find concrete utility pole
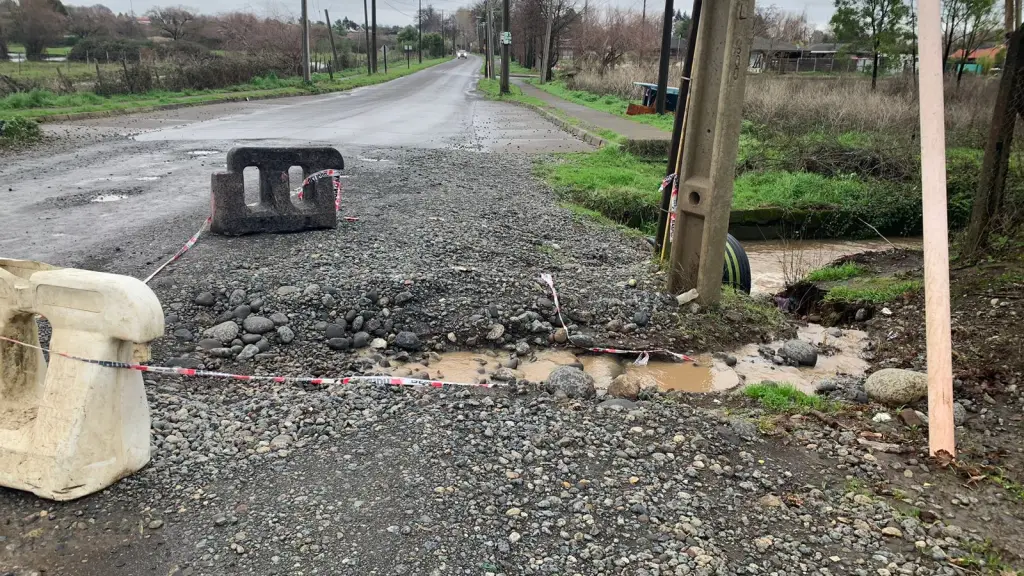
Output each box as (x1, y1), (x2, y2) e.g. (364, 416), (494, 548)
(666, 0), (754, 303)
(300, 0), (311, 82)
(654, 0), (674, 113)
(325, 9), (340, 74)
(371, 0), (378, 72)
(500, 0), (510, 93)
(484, 7), (493, 78)
(540, 0), (553, 83)
(917, 0), (956, 457)
(418, 0), (423, 63)
(363, 0), (372, 74)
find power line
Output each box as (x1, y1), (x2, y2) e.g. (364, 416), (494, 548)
(380, 0), (416, 18)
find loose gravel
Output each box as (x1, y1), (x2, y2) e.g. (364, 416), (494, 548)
(0, 148), (987, 575)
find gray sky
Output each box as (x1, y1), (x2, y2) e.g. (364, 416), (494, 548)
(65, 0), (834, 33)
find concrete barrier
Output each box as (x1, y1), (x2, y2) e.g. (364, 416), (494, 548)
(210, 147), (345, 236)
(0, 259), (163, 501)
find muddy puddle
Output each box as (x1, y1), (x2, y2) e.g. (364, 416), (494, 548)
(743, 237), (922, 294)
(376, 325), (869, 394)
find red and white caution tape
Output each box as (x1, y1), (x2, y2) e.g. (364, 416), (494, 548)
(539, 273), (695, 363)
(0, 335), (499, 389)
(143, 217), (211, 284)
(296, 169), (358, 220)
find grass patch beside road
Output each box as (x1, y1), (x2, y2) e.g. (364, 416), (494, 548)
(536, 147), (663, 231)
(0, 58), (450, 120)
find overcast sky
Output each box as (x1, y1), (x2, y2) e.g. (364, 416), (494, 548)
(65, 0), (835, 32)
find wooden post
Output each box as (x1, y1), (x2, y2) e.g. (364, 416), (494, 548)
(917, 0), (956, 457)
(325, 9), (340, 76)
(666, 0), (755, 303)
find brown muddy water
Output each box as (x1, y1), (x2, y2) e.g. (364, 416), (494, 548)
(381, 325), (869, 393)
(379, 238), (902, 393)
(744, 237), (921, 294)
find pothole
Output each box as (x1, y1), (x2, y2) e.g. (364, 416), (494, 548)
(91, 194), (127, 203)
(371, 323), (871, 394)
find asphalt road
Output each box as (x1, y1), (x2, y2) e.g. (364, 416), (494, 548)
(0, 56), (590, 268)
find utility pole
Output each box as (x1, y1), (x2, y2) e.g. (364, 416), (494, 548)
(418, 0), (423, 63)
(641, 0), (647, 62)
(540, 0), (553, 83)
(442, 10), (445, 56)
(666, 0), (754, 302)
(325, 9), (340, 74)
(484, 9), (492, 78)
(656, 0), (702, 257)
(371, 0), (378, 72)
(300, 0), (311, 82)
(655, 0), (674, 113)
(488, 0), (496, 79)
(500, 0), (510, 93)
(363, 0), (372, 74)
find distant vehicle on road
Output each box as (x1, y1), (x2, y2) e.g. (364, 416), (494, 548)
(457, 50), (467, 59)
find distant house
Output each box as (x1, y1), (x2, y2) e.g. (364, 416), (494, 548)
(950, 43), (1004, 73)
(748, 37), (802, 72)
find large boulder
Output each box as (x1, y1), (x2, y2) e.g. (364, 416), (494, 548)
(607, 372), (658, 401)
(546, 366), (596, 399)
(864, 368), (927, 405)
(780, 339), (818, 367)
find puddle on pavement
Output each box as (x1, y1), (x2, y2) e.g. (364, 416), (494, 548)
(188, 150), (219, 156)
(375, 323), (869, 394)
(135, 176), (160, 181)
(744, 237), (922, 295)
(91, 194), (127, 202)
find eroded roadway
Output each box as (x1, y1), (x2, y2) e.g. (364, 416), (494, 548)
(0, 56), (590, 267)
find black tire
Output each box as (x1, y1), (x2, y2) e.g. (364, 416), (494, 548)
(722, 233), (752, 294)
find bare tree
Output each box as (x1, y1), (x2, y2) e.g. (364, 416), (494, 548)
(12, 0), (67, 60)
(955, 0), (999, 84)
(67, 4), (115, 38)
(148, 6), (197, 41)
(0, 0), (12, 60)
(574, 8), (642, 74)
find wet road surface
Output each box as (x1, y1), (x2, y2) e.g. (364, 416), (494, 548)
(0, 56), (590, 266)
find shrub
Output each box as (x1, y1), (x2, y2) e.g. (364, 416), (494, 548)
(69, 38), (151, 62)
(0, 117), (43, 144)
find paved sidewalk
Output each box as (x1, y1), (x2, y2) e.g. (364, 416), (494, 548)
(513, 78), (671, 142)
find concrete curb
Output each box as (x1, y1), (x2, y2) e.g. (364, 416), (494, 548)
(504, 99), (614, 149)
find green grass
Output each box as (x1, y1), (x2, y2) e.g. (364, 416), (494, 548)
(5, 44), (71, 56)
(509, 60), (534, 75)
(0, 60), (122, 82)
(824, 276), (923, 303)
(805, 262), (869, 282)
(743, 382), (831, 412)
(527, 80), (674, 132)
(535, 146), (664, 231)
(0, 58), (450, 120)
(0, 116), (43, 148)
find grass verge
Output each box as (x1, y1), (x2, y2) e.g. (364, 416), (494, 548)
(743, 382), (833, 412)
(0, 58), (450, 120)
(534, 146), (663, 231)
(805, 262), (869, 282)
(823, 276), (922, 304)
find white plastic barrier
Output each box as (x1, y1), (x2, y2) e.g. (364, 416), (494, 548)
(0, 259), (163, 501)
